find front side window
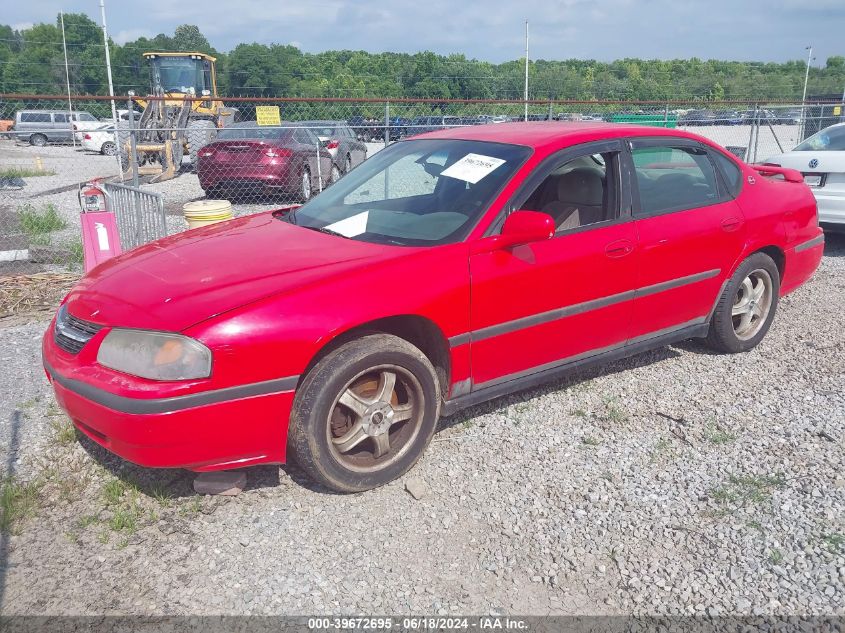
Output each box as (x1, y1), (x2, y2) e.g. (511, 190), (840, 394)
(282, 139), (531, 246)
(632, 144), (720, 216)
(794, 125), (845, 152)
(520, 152), (619, 233)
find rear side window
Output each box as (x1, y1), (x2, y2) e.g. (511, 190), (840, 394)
(20, 112), (51, 123)
(54, 113), (67, 122)
(632, 144), (720, 217)
(77, 113), (97, 121)
(711, 151), (743, 197)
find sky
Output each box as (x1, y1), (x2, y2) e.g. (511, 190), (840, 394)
(6, 0), (845, 64)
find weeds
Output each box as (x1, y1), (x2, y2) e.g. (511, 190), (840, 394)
(705, 425), (736, 445)
(0, 477), (42, 534)
(18, 203), (66, 236)
(0, 166), (56, 178)
(50, 416), (77, 447)
(582, 436), (601, 447)
(769, 548), (783, 564)
(823, 533), (844, 552)
(711, 473), (787, 508)
(602, 397), (628, 423)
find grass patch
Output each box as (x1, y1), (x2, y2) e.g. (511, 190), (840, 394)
(0, 477), (42, 534)
(711, 473), (786, 507)
(602, 397), (628, 423)
(649, 437), (674, 463)
(769, 548), (783, 564)
(18, 203), (66, 236)
(101, 476), (143, 537)
(0, 166), (56, 178)
(823, 533), (844, 552)
(50, 416), (77, 447)
(705, 425), (736, 445)
(582, 436), (601, 447)
(572, 409), (588, 419)
(63, 238), (84, 265)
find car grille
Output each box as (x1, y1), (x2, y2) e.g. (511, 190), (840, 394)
(54, 305), (103, 354)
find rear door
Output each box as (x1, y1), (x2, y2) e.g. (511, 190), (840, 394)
(627, 138), (746, 340)
(468, 140), (638, 390)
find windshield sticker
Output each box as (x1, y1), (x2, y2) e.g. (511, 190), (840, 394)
(325, 211), (369, 237)
(441, 153), (506, 184)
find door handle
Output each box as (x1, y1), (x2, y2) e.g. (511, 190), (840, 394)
(605, 239), (634, 258)
(721, 217), (743, 232)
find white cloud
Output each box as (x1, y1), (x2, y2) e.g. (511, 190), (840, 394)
(113, 28), (154, 45)
(11, 22), (34, 32)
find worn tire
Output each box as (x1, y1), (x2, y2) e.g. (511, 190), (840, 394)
(29, 133), (47, 147)
(187, 120), (217, 167)
(288, 334), (441, 493)
(706, 252), (780, 353)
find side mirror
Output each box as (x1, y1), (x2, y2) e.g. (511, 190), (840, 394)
(472, 210), (555, 253)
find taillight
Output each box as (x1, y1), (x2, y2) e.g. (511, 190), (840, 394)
(83, 133), (91, 140)
(326, 140), (339, 150)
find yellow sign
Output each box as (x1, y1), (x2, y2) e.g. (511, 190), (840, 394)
(834, 105), (842, 116)
(256, 106), (281, 126)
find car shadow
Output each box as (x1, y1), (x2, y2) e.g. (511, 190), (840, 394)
(74, 342), (690, 498)
(436, 344), (683, 434)
(822, 231), (845, 257)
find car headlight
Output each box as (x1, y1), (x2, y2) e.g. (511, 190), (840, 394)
(97, 329), (212, 381)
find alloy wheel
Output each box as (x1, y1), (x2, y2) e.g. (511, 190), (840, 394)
(731, 268), (773, 340)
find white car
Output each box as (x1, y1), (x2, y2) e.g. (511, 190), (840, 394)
(764, 122), (845, 230)
(81, 128), (119, 156)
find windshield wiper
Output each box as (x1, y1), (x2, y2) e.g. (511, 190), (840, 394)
(302, 225), (349, 239)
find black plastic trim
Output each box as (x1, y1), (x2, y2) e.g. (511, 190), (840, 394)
(442, 319), (709, 416)
(467, 268), (718, 343)
(44, 362), (298, 415)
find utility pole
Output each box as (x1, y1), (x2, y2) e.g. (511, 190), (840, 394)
(99, 0), (123, 180)
(523, 20), (529, 122)
(60, 12), (75, 147)
(800, 45), (813, 140)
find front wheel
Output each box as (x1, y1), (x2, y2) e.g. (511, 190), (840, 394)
(288, 334), (441, 493)
(706, 252), (780, 353)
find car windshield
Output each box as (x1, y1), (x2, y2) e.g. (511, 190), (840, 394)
(283, 138), (531, 246)
(794, 125), (845, 152)
(217, 124), (294, 141)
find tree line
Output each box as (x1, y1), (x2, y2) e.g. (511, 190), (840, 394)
(1, 14), (844, 102)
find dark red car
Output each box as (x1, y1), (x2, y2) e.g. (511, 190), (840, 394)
(197, 121), (332, 201)
(43, 123), (823, 492)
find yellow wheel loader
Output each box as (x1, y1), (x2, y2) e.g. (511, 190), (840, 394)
(121, 52), (237, 183)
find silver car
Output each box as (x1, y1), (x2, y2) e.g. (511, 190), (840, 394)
(764, 122), (845, 231)
(300, 121), (368, 183)
(11, 110), (99, 146)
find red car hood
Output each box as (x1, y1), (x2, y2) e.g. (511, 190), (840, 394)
(65, 212), (403, 331)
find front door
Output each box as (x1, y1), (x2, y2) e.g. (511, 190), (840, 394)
(469, 141), (638, 390)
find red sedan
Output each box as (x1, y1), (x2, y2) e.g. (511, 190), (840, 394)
(196, 121), (332, 201)
(43, 123), (823, 492)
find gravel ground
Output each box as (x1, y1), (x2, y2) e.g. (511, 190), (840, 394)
(1, 234), (842, 616)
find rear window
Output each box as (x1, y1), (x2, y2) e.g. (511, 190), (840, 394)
(216, 126), (292, 141)
(712, 151), (743, 197)
(20, 112), (51, 123)
(795, 125), (845, 152)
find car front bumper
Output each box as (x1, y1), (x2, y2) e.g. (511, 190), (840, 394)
(43, 331), (295, 472)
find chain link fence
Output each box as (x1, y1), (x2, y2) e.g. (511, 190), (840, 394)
(1, 94), (843, 277)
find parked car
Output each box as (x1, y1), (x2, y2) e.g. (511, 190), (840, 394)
(300, 120), (367, 182)
(763, 122), (845, 231)
(775, 109), (803, 125)
(678, 109), (717, 126)
(43, 122), (823, 493)
(80, 127), (119, 155)
(740, 109), (778, 125)
(10, 110), (99, 145)
(405, 115), (462, 137)
(347, 116), (381, 142)
(196, 121), (332, 201)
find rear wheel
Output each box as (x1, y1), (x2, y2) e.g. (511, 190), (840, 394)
(101, 141), (116, 156)
(706, 252), (779, 353)
(29, 134), (47, 147)
(344, 154), (352, 174)
(288, 334), (441, 493)
(330, 164), (341, 184)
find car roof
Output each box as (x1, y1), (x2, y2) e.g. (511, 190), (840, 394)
(412, 121), (704, 151)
